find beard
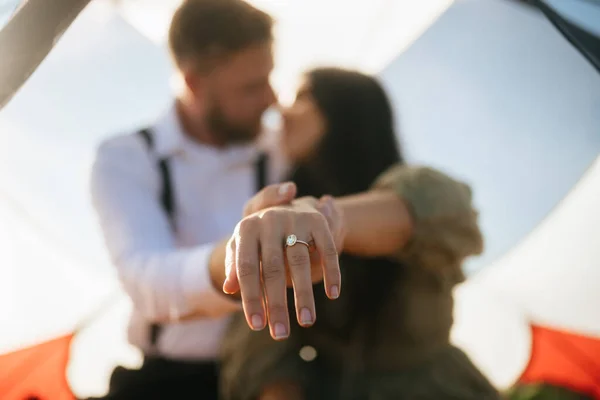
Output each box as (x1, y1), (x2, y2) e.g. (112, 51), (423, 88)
(206, 103), (263, 145)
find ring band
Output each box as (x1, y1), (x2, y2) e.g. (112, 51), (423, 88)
(285, 234), (311, 249)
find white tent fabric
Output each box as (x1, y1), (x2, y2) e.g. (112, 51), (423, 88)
(115, 0), (453, 102)
(0, 0), (598, 397)
(377, 0), (600, 388)
(379, 0), (600, 272)
(0, 2), (167, 396)
(451, 155), (600, 388)
(475, 156), (600, 336)
(0, 192), (113, 354)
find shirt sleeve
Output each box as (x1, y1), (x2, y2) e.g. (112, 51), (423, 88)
(90, 135), (240, 322)
(371, 165), (483, 283)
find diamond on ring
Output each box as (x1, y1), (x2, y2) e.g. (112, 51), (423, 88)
(285, 234), (311, 250)
(286, 234), (297, 246)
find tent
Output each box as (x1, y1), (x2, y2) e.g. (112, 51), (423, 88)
(0, 0), (599, 397)
(452, 155), (600, 393)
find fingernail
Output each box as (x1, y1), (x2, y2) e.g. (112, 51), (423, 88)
(222, 279), (233, 294)
(250, 314), (263, 330)
(274, 323), (288, 339)
(222, 281), (231, 294)
(330, 285), (339, 299)
(300, 308), (312, 325)
(278, 183), (291, 197)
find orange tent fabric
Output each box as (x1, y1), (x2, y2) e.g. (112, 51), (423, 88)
(0, 333), (75, 400)
(520, 325), (600, 399)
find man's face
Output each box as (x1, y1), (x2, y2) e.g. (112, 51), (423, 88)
(202, 42), (276, 144)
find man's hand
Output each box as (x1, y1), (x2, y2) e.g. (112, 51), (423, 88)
(243, 181), (298, 217)
(222, 183), (343, 341)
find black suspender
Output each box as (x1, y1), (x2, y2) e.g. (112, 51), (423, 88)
(255, 151), (268, 192)
(139, 129), (175, 222)
(139, 129), (171, 349)
(138, 129), (268, 350)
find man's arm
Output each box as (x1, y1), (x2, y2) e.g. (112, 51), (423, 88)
(90, 136), (240, 323)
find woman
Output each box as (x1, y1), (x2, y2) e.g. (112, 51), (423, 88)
(220, 68), (500, 400)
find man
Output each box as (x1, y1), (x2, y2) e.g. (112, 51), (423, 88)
(90, 0), (340, 398)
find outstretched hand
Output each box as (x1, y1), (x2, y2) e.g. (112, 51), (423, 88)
(223, 182), (344, 340)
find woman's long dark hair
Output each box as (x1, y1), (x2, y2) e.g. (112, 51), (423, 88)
(291, 68), (403, 198)
(289, 68), (405, 341)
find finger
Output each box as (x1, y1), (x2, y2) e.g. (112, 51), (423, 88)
(317, 196), (334, 231)
(286, 235), (316, 328)
(318, 195), (344, 250)
(235, 217), (266, 331)
(260, 211), (290, 340)
(223, 238), (240, 294)
(311, 217), (341, 300)
(243, 182), (297, 217)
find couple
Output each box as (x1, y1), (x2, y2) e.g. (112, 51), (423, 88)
(90, 0), (499, 399)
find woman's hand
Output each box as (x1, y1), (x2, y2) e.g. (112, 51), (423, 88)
(223, 182), (344, 340)
(239, 183), (345, 285)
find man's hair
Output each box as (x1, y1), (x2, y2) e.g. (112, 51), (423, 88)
(168, 0), (274, 71)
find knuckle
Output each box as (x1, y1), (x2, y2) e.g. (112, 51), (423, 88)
(263, 251), (285, 268)
(267, 303), (288, 315)
(237, 259), (258, 278)
(262, 261), (284, 281)
(242, 297), (264, 310)
(260, 209), (283, 223)
(310, 212), (328, 226)
(294, 287), (314, 301)
(288, 252), (310, 268)
(322, 246), (339, 262)
(238, 216), (258, 234)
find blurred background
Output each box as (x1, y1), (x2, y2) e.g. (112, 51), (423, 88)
(0, 0), (599, 398)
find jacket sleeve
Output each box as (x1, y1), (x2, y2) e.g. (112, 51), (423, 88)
(372, 165), (483, 283)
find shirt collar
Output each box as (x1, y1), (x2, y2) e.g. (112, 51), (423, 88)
(151, 103), (188, 158)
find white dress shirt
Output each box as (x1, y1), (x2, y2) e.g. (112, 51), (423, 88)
(90, 105), (286, 360)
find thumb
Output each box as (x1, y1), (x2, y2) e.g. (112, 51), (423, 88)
(243, 182), (297, 217)
(223, 238), (240, 294)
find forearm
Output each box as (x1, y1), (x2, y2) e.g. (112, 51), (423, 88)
(340, 165), (484, 277)
(336, 190), (413, 257)
(115, 244), (240, 323)
(177, 239), (247, 321)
